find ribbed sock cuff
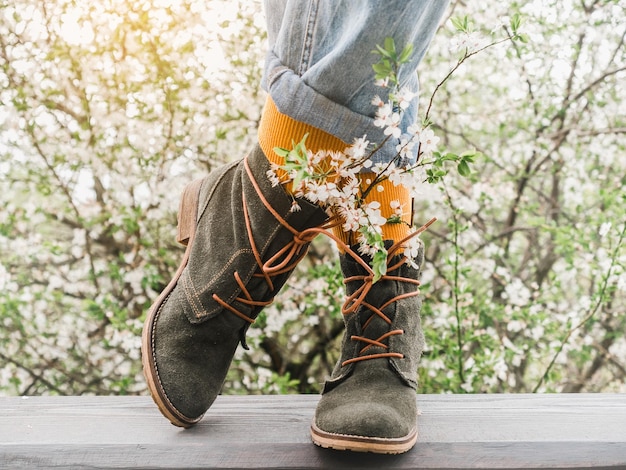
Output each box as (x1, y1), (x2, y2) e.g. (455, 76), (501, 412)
(332, 176), (413, 247)
(258, 97), (412, 247)
(258, 96), (347, 193)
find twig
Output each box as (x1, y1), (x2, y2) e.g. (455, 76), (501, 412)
(442, 182), (466, 386)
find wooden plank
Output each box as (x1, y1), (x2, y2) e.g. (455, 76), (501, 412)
(1, 394), (625, 469)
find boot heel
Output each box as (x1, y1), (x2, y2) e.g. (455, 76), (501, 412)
(176, 179), (204, 246)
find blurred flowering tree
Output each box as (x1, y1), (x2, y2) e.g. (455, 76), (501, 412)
(0, 0), (265, 394)
(414, 0), (626, 393)
(1, 0), (624, 396)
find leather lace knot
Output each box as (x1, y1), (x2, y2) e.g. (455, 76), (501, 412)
(211, 156), (338, 327)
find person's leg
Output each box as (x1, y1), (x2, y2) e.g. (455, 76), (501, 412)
(261, 0), (448, 163)
(259, 0), (449, 453)
(141, 3), (349, 427)
(142, 0), (448, 437)
(312, 236), (427, 454)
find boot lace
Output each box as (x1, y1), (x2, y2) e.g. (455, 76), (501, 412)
(211, 156), (340, 326)
(334, 223), (433, 367)
(211, 154), (434, 363)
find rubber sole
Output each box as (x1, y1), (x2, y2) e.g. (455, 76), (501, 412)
(141, 178), (205, 428)
(310, 422), (418, 454)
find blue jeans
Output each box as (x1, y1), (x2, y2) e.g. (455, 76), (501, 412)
(262, 0), (449, 164)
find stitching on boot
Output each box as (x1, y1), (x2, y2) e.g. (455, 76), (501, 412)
(185, 248), (255, 320)
(185, 151), (298, 323)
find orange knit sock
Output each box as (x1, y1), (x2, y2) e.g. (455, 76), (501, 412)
(258, 97), (347, 194)
(332, 175), (413, 248)
(258, 96), (413, 249)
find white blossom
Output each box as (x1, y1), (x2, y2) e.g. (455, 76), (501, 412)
(418, 127), (440, 155)
(598, 222), (612, 237)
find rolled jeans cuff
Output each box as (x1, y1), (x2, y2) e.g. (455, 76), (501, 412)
(263, 50), (403, 165)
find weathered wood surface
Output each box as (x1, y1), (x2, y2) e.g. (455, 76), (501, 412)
(1, 394), (625, 469)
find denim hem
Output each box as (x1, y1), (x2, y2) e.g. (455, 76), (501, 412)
(263, 51), (400, 165)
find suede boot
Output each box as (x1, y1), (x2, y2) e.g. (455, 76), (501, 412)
(142, 144), (329, 427)
(311, 239), (425, 454)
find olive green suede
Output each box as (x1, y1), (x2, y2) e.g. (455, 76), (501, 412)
(145, 144), (328, 424)
(313, 240), (425, 450)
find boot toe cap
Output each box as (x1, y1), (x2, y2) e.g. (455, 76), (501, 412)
(315, 401), (414, 439)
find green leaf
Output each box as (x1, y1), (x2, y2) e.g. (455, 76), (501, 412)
(398, 43), (414, 64)
(384, 37), (397, 57)
(372, 61), (392, 78)
(443, 152), (459, 162)
(510, 13), (522, 33)
(372, 249), (388, 283)
(458, 159), (471, 177)
(373, 44), (394, 59)
(451, 15), (469, 33)
(460, 150), (477, 162)
(291, 168), (306, 190)
(386, 215), (403, 225)
(273, 147), (289, 158)
(426, 168), (448, 184)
